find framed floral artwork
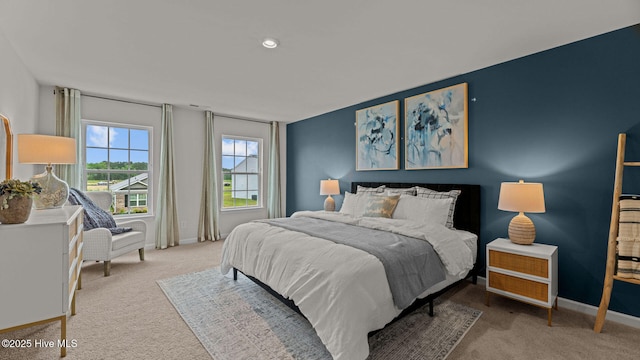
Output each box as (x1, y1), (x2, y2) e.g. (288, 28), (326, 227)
(404, 83), (468, 169)
(356, 100), (399, 171)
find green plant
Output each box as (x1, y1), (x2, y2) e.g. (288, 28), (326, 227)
(0, 179), (42, 210)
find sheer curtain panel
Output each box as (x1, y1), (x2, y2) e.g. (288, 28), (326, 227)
(55, 87), (82, 188)
(267, 121), (282, 218)
(155, 104), (180, 249)
(198, 111), (220, 241)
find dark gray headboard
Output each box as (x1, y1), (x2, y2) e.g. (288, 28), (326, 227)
(351, 182), (481, 236)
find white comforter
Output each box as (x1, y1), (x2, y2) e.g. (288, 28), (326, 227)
(220, 211), (474, 360)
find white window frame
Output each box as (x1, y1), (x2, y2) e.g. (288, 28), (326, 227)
(221, 135), (263, 211)
(82, 120), (153, 217)
(128, 193), (148, 207)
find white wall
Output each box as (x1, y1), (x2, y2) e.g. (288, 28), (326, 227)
(38, 87), (287, 245)
(171, 106), (205, 241)
(0, 31), (39, 180)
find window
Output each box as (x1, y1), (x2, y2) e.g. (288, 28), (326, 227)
(83, 121), (152, 216)
(222, 136), (262, 209)
(128, 193), (147, 207)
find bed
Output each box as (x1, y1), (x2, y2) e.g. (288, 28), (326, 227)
(220, 182), (480, 360)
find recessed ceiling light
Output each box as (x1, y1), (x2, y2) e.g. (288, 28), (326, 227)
(262, 38), (279, 49)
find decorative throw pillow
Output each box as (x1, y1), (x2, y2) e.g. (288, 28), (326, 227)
(415, 187), (461, 229)
(356, 185), (386, 194)
(393, 195), (453, 227)
(363, 195), (400, 218)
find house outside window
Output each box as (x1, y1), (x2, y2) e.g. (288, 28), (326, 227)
(82, 120), (152, 216)
(222, 136), (262, 209)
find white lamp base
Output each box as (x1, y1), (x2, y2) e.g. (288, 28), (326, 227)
(508, 212), (536, 245)
(324, 195), (336, 212)
(31, 165), (69, 209)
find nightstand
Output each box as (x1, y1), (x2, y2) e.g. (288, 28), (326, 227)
(485, 238), (558, 326)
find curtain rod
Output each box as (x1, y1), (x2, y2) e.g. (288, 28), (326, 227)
(211, 111), (272, 125)
(80, 93), (273, 125)
(81, 93), (161, 108)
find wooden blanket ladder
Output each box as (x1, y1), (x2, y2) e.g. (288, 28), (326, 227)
(594, 133), (640, 332)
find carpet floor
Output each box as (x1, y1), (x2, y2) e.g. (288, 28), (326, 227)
(1, 240), (639, 360)
(157, 268), (482, 360)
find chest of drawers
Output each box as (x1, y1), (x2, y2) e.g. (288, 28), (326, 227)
(0, 205), (83, 357)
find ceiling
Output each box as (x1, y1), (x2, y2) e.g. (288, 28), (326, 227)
(0, 1), (639, 123)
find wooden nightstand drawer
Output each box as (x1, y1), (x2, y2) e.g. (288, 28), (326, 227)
(489, 249), (548, 278)
(69, 240), (78, 266)
(69, 214), (80, 241)
(488, 270), (548, 302)
(486, 238), (558, 326)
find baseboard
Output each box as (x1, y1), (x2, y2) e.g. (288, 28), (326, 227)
(556, 296), (640, 329)
(143, 237), (199, 250)
(476, 276), (640, 330)
(180, 237), (199, 245)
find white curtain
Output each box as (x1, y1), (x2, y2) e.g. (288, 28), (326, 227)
(55, 87), (82, 188)
(198, 111), (220, 241)
(155, 104), (180, 249)
(267, 121), (282, 218)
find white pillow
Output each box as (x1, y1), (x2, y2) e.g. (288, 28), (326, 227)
(340, 191), (356, 215)
(356, 185), (386, 194)
(340, 192), (383, 217)
(392, 194), (453, 227)
(339, 192), (364, 217)
(385, 187), (416, 196)
(415, 187), (461, 229)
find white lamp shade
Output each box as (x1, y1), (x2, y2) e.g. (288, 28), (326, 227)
(498, 180), (545, 213)
(18, 134), (77, 164)
(320, 179), (340, 195)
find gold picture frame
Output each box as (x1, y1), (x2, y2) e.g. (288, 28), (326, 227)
(404, 83), (468, 169)
(355, 100), (400, 171)
(0, 114), (12, 179)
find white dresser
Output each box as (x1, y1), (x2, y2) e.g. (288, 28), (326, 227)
(0, 205), (83, 357)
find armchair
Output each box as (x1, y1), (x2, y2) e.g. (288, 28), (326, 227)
(83, 191), (146, 276)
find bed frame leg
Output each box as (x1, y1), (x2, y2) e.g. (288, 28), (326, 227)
(429, 300), (434, 317)
(233, 268), (238, 281)
(472, 273), (478, 285)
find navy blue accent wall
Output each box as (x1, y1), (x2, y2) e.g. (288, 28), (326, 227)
(286, 25), (640, 317)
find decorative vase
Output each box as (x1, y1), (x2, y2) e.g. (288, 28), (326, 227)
(0, 195), (33, 224)
(31, 165), (69, 209)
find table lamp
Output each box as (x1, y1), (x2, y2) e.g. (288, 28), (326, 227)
(498, 179), (545, 245)
(18, 134), (77, 209)
(320, 179), (340, 211)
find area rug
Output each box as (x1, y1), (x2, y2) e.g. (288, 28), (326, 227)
(157, 268), (481, 360)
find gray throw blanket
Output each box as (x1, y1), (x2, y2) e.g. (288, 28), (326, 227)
(68, 188), (132, 235)
(263, 217), (446, 309)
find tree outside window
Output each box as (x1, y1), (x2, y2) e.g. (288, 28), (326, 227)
(83, 121), (152, 216)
